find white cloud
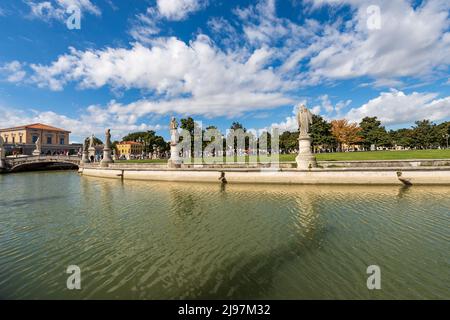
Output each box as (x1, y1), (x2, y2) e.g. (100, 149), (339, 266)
(27, 0), (100, 22)
(304, 0), (450, 82)
(156, 0), (207, 21)
(0, 105), (163, 142)
(0, 61), (27, 83)
(345, 90), (450, 125)
(24, 35), (293, 117)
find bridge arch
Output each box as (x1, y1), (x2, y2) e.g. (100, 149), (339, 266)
(6, 156), (80, 173)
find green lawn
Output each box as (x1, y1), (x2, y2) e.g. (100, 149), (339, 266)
(115, 149), (450, 164)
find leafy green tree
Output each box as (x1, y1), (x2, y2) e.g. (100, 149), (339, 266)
(411, 120), (439, 149)
(84, 136), (103, 146)
(279, 131), (298, 154)
(359, 116), (391, 150)
(310, 115), (336, 152)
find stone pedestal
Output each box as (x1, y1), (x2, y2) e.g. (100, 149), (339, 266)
(296, 135), (317, 170)
(168, 143), (182, 168)
(88, 147), (95, 160)
(32, 149), (41, 156)
(100, 147), (113, 167)
(81, 151), (90, 164)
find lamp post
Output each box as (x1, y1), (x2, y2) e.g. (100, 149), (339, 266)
(444, 133), (450, 149)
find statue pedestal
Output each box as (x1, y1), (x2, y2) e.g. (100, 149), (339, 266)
(100, 147), (114, 167)
(168, 143), (182, 168)
(32, 150), (41, 156)
(296, 135), (317, 170)
(88, 147), (96, 160)
(81, 151), (90, 164)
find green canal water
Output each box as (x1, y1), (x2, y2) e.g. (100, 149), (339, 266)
(0, 171), (449, 299)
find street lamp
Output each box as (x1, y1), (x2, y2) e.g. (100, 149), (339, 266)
(444, 133), (450, 149)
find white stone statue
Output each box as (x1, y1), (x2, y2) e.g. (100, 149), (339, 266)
(100, 129), (113, 167)
(297, 104), (313, 137)
(89, 134), (95, 149)
(33, 137), (41, 156)
(168, 117), (182, 168)
(295, 104), (317, 169)
(169, 117), (179, 144)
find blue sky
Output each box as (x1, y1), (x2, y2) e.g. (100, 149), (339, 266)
(0, 0), (449, 142)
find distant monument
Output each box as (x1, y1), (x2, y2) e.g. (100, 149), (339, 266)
(88, 134), (96, 160)
(100, 129), (114, 167)
(81, 139), (90, 164)
(168, 117), (182, 168)
(0, 136), (5, 169)
(32, 137), (41, 156)
(296, 104), (317, 170)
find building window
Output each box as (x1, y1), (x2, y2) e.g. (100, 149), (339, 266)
(60, 137), (65, 145)
(5, 136), (8, 143)
(12, 137), (15, 144)
(32, 136), (38, 143)
(19, 136), (23, 143)
(47, 136), (52, 145)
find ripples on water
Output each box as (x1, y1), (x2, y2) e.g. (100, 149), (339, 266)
(0, 172), (449, 299)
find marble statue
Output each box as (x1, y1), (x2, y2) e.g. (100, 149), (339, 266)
(81, 139), (90, 164)
(295, 104), (317, 170)
(297, 104), (313, 136)
(100, 129), (114, 167)
(32, 137), (41, 156)
(89, 134), (95, 149)
(168, 117), (182, 168)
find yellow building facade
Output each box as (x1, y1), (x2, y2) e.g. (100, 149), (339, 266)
(116, 141), (144, 159)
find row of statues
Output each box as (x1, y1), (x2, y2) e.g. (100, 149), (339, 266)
(167, 104), (317, 169)
(81, 129), (113, 167)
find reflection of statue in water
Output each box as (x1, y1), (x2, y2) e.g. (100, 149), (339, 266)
(297, 104), (313, 137)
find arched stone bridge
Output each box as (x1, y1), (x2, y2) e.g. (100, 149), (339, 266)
(1, 155), (80, 173)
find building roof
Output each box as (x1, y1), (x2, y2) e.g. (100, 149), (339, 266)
(118, 141), (143, 145)
(0, 123), (71, 133)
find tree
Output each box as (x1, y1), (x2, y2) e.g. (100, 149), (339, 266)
(331, 119), (363, 151)
(121, 131), (168, 153)
(310, 115), (336, 152)
(279, 131), (298, 154)
(389, 128), (414, 148)
(359, 116), (391, 150)
(84, 136), (103, 146)
(411, 120), (439, 149)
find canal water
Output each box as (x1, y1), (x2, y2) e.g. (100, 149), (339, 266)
(0, 171), (448, 299)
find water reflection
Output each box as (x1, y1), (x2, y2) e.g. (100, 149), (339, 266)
(0, 172), (449, 299)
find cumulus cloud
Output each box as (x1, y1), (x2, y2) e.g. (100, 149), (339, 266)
(0, 105), (163, 142)
(156, 0), (207, 21)
(345, 90), (450, 125)
(0, 61), (27, 83)
(27, 0), (100, 22)
(23, 35), (293, 116)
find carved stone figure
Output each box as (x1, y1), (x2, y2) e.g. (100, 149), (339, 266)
(32, 137), (41, 156)
(89, 134), (95, 149)
(295, 104), (317, 170)
(297, 104), (313, 136)
(100, 129), (114, 167)
(168, 117), (182, 168)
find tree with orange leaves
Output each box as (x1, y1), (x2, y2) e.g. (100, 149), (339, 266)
(331, 119), (363, 151)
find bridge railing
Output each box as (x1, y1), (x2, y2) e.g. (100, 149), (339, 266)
(6, 155), (81, 165)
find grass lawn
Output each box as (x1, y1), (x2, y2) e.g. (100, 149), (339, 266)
(115, 149), (450, 164)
